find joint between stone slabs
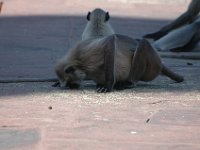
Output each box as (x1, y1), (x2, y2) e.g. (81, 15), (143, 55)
(0, 78), (57, 83)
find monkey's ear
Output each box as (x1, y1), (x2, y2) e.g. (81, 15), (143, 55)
(87, 12), (91, 21)
(105, 12), (110, 22)
(64, 66), (75, 74)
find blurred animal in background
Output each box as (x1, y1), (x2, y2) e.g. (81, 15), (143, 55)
(144, 0), (200, 52)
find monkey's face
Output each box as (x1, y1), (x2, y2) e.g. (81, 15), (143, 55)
(64, 67), (85, 89)
(56, 65), (85, 89)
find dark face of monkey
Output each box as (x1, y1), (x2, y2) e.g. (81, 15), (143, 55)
(87, 8), (110, 22)
(56, 66), (85, 89)
(64, 66), (82, 89)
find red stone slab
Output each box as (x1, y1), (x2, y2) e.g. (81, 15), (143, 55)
(0, 98), (200, 150)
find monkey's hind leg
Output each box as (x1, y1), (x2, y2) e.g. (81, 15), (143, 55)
(128, 39), (162, 84)
(170, 31), (200, 52)
(129, 39), (184, 84)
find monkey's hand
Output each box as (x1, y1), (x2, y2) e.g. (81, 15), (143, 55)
(52, 81), (60, 87)
(96, 84), (112, 93)
(143, 31), (167, 41)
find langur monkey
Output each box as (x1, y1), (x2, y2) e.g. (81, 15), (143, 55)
(55, 34), (184, 92)
(52, 8), (116, 87)
(144, 0), (200, 52)
(82, 8), (115, 40)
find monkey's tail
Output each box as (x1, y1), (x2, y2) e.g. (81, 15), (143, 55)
(161, 65), (184, 83)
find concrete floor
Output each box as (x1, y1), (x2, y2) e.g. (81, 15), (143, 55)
(0, 0), (200, 150)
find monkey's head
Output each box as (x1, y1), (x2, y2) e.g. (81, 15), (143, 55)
(55, 64), (85, 89)
(87, 8), (110, 22)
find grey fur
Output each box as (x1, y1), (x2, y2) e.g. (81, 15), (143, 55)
(154, 18), (200, 51)
(82, 8), (114, 40)
(55, 35), (184, 92)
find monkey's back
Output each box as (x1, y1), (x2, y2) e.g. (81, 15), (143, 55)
(76, 34), (139, 84)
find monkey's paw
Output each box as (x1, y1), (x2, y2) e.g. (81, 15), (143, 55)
(52, 81), (60, 87)
(96, 86), (111, 93)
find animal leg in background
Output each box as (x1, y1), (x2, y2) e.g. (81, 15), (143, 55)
(143, 0), (200, 40)
(170, 30), (200, 52)
(153, 20), (200, 52)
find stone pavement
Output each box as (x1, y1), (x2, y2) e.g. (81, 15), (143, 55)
(0, 0), (200, 150)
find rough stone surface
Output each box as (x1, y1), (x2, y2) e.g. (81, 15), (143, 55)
(0, 0), (200, 150)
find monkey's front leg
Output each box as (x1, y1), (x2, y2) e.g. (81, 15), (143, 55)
(97, 37), (115, 93)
